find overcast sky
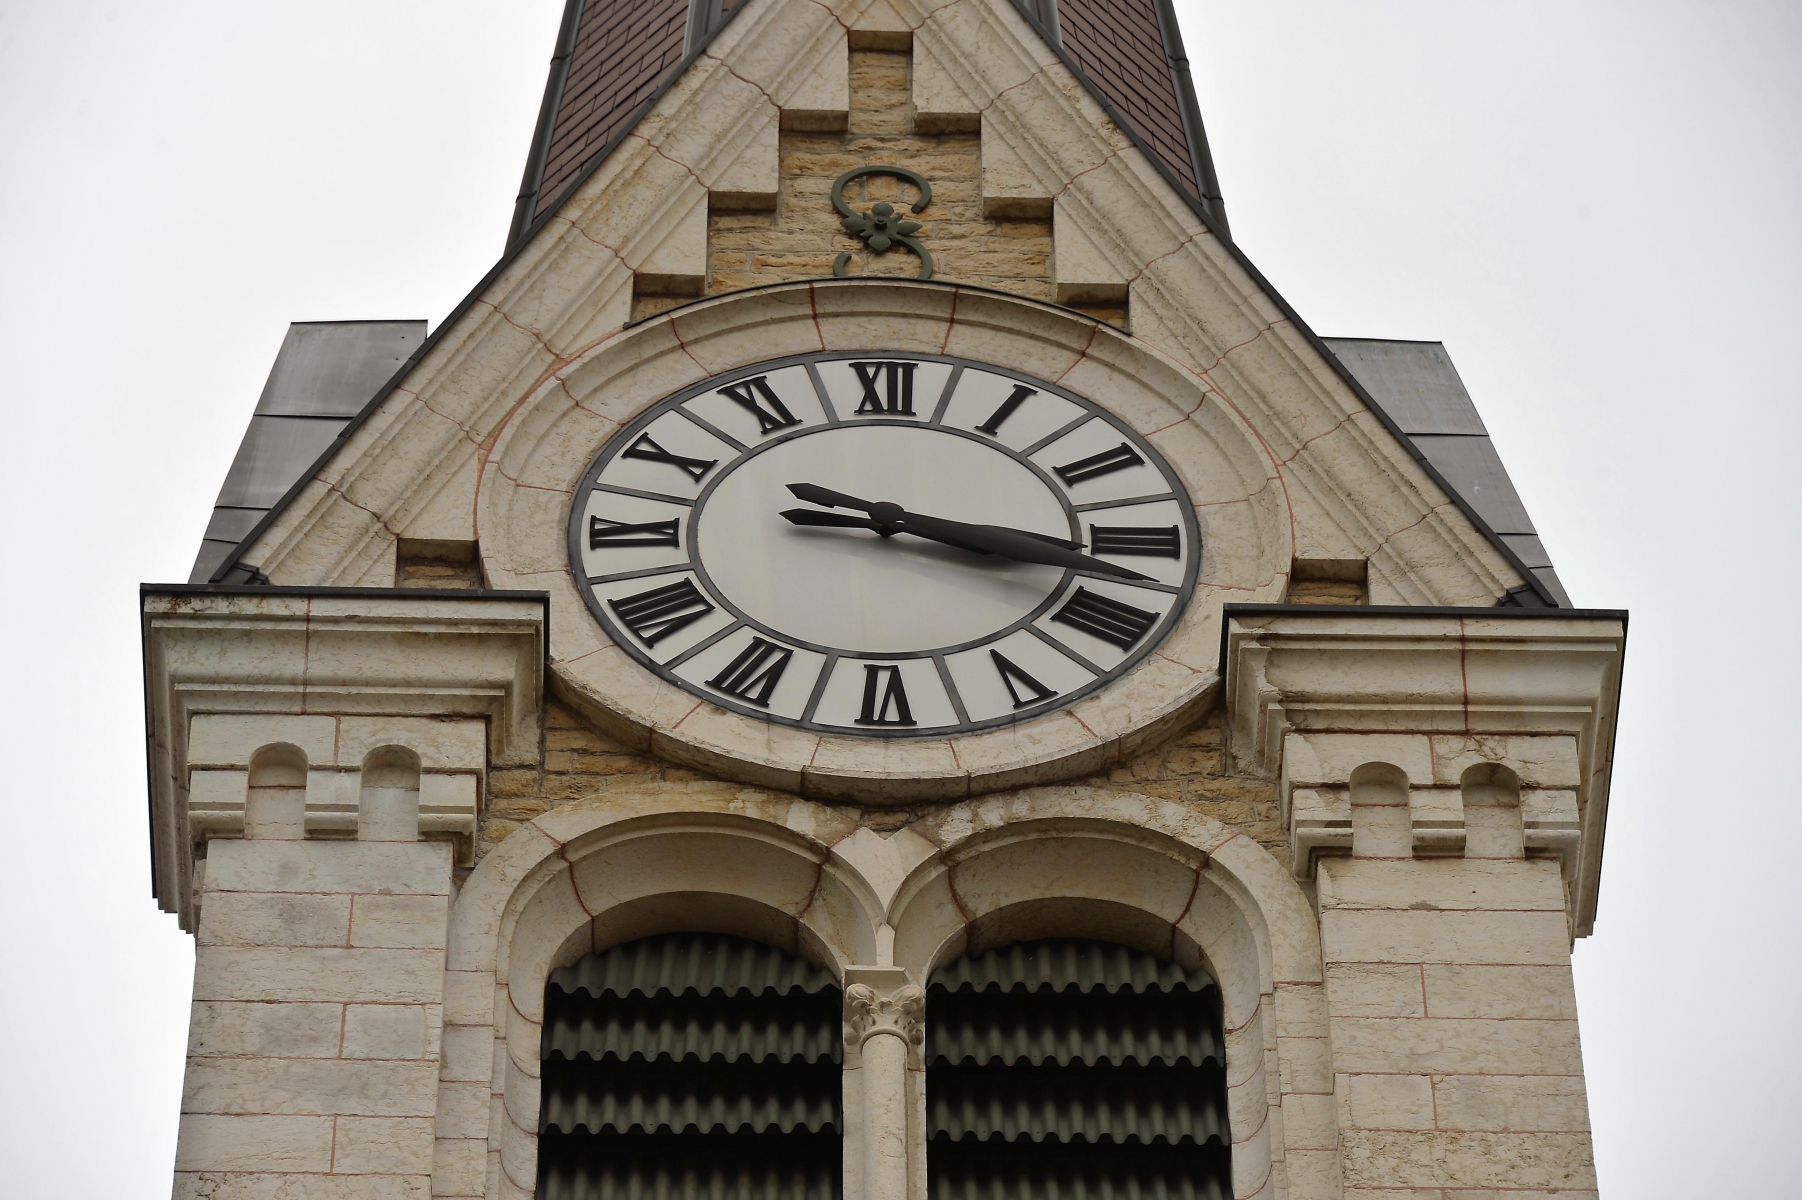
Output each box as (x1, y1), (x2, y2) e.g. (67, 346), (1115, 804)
(0, 1), (1796, 1195)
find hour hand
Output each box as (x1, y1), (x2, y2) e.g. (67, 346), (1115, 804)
(786, 482), (877, 512)
(780, 508), (879, 531)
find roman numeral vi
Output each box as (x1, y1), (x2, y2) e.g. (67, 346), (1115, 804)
(716, 376), (801, 435)
(1050, 587), (1160, 649)
(1054, 442), (1144, 485)
(1090, 525), (1179, 558)
(589, 516), (680, 549)
(620, 433), (718, 483)
(607, 579), (715, 647)
(851, 361), (917, 416)
(706, 637), (793, 708)
(856, 664), (916, 726)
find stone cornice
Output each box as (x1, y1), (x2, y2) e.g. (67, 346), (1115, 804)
(141, 587), (546, 928)
(1220, 605), (1626, 936)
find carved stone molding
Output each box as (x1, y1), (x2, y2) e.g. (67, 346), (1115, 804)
(1221, 604), (1626, 935)
(141, 585), (547, 929)
(844, 980), (927, 1047)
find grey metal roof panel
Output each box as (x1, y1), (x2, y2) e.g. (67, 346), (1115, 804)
(188, 320), (424, 583)
(255, 320), (425, 417)
(1406, 433), (1538, 536)
(213, 415), (350, 508)
(1325, 338), (1572, 605)
(1322, 338), (1488, 435)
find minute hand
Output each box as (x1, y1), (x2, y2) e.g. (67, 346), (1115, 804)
(900, 512), (1154, 581)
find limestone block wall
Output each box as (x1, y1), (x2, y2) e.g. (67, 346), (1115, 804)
(1321, 855), (1593, 1196)
(178, 840), (453, 1199)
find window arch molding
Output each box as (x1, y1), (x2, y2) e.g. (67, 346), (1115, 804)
(443, 788), (1328, 1200)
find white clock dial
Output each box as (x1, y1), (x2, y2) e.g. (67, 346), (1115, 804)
(568, 354), (1201, 737)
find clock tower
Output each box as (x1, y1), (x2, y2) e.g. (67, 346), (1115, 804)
(145, 1), (1624, 1198)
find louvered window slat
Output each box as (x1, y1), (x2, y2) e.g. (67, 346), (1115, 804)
(540, 934), (843, 1200)
(927, 939), (1230, 1200)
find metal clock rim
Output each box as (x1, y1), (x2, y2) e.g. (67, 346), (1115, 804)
(565, 351), (1203, 740)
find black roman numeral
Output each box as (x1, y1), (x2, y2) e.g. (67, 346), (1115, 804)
(589, 516), (680, 549)
(716, 376), (801, 435)
(1090, 525), (1179, 558)
(1050, 587), (1160, 649)
(856, 664), (916, 726)
(990, 650), (1058, 708)
(705, 637), (793, 707)
(851, 361), (917, 416)
(1054, 442), (1144, 485)
(607, 579), (715, 647)
(975, 384), (1037, 435)
(621, 433), (718, 483)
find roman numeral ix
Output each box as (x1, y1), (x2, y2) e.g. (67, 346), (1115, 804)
(851, 361), (917, 416)
(1054, 442), (1144, 485)
(856, 664), (916, 726)
(1050, 587), (1160, 649)
(705, 637), (793, 708)
(716, 376), (801, 435)
(1090, 525), (1180, 558)
(990, 649), (1058, 709)
(589, 516), (680, 549)
(975, 384), (1037, 435)
(620, 433), (718, 483)
(607, 579), (715, 647)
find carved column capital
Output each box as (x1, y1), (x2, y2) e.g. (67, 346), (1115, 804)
(844, 982), (926, 1046)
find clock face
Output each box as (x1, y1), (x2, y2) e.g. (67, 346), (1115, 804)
(567, 353), (1200, 737)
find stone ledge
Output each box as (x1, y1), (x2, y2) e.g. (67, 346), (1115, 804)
(142, 586), (547, 930)
(1220, 605), (1625, 937)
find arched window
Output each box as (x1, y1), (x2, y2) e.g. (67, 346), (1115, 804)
(927, 939), (1230, 1200)
(539, 933), (843, 1200)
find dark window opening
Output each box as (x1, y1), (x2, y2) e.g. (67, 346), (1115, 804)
(927, 938), (1230, 1200)
(539, 933), (843, 1200)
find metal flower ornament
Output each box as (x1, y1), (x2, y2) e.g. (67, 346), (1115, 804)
(831, 165), (934, 280)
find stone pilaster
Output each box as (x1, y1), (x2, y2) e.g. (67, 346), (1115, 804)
(1223, 605), (1625, 1198)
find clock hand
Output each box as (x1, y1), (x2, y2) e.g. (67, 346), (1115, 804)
(781, 489), (1153, 583)
(783, 482), (1084, 550)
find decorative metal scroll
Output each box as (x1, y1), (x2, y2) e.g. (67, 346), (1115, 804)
(831, 166), (934, 280)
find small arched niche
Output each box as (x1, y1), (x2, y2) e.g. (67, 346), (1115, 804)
(926, 937), (1230, 1200)
(245, 743), (307, 840)
(1461, 763), (1524, 859)
(538, 932), (843, 1200)
(358, 745), (421, 842)
(1349, 761), (1412, 858)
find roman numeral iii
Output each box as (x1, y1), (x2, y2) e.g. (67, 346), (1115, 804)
(620, 433), (718, 483)
(851, 361), (917, 415)
(589, 516), (680, 549)
(1089, 525), (1179, 558)
(1055, 442), (1144, 485)
(715, 376), (801, 435)
(705, 637), (793, 707)
(856, 664), (916, 726)
(990, 649), (1058, 708)
(607, 579), (715, 647)
(1050, 587), (1160, 649)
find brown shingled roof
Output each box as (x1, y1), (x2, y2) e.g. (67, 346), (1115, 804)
(507, 0), (1227, 247)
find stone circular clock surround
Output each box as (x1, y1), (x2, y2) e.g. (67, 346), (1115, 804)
(476, 281), (1291, 801)
(565, 351), (1202, 739)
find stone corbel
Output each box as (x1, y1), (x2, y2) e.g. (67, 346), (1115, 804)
(1222, 606), (1626, 933)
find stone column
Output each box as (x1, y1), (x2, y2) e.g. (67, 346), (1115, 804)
(844, 973), (926, 1200)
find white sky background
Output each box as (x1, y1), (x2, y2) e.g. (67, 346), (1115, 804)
(0, 0), (1795, 1194)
